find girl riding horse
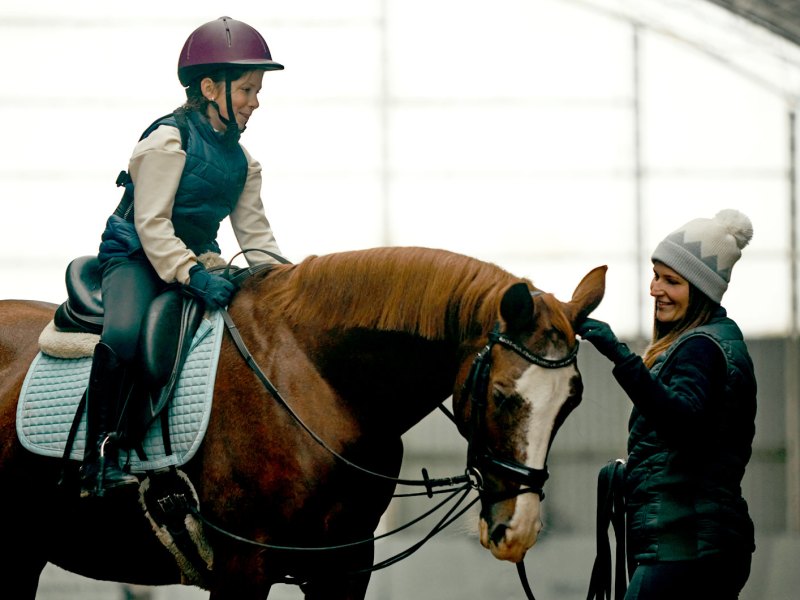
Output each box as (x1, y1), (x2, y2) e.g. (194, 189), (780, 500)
(80, 16), (285, 498)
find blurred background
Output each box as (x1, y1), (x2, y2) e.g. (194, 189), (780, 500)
(2, 0), (800, 597)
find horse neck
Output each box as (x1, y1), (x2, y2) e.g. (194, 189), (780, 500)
(308, 327), (465, 435)
(238, 252), (513, 433)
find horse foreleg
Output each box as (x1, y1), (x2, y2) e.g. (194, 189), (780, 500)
(299, 542), (374, 600)
(300, 572), (371, 600)
(208, 582), (273, 600)
(205, 549), (274, 600)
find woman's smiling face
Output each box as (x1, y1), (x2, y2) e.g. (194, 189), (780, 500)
(650, 261), (690, 323)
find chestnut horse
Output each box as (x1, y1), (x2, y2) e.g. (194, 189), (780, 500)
(0, 247), (605, 599)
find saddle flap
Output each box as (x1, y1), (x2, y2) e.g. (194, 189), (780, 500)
(139, 290), (204, 390)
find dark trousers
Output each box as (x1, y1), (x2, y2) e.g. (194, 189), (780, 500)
(99, 257), (166, 362)
(625, 553), (752, 600)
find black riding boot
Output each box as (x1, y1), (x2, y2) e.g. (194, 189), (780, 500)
(79, 342), (139, 498)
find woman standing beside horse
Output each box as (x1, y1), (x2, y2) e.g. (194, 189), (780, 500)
(579, 209), (756, 599)
(79, 16), (285, 498)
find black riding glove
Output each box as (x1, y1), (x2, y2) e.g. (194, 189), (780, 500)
(576, 318), (634, 364)
(187, 264), (236, 310)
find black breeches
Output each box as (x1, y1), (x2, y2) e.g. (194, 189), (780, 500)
(99, 258), (166, 363)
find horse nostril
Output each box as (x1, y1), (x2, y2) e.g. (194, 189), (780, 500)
(490, 523), (508, 546)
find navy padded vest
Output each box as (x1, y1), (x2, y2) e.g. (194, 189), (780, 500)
(99, 109), (248, 261)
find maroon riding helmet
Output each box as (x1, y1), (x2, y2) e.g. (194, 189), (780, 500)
(177, 16), (284, 87)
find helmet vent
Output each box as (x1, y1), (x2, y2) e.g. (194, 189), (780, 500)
(222, 16), (233, 47)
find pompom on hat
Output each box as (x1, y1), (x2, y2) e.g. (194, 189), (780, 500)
(651, 209), (753, 303)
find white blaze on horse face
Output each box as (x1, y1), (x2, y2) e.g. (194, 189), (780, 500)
(489, 363), (577, 561)
(515, 363), (576, 468)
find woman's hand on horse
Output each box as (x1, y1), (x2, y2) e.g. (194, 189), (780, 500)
(576, 318), (633, 364)
(187, 264), (236, 310)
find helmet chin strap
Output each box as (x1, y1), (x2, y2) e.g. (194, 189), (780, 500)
(208, 72), (242, 144)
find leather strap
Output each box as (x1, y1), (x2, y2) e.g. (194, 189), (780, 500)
(587, 459), (628, 600)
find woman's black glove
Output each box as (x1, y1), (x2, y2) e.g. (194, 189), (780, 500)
(576, 318), (634, 364)
(186, 264), (236, 310)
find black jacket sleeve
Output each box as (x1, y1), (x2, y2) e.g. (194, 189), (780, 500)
(610, 335), (727, 440)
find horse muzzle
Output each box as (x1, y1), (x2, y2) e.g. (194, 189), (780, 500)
(479, 492), (543, 563)
(469, 456), (548, 562)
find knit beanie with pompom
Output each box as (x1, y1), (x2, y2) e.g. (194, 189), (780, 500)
(651, 209), (754, 303)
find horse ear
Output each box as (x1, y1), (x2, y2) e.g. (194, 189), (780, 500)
(564, 265), (607, 324)
(500, 282), (534, 332)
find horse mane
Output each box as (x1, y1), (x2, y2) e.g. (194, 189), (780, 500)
(268, 247), (529, 341)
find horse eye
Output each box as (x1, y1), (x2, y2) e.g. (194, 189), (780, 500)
(492, 385), (517, 410)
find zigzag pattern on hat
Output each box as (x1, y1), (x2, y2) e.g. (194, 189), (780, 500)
(666, 232), (732, 281)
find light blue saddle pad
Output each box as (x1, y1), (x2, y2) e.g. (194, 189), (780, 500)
(16, 312), (224, 472)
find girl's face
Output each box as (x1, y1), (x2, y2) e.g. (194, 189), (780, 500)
(650, 261), (690, 323)
(203, 70), (264, 131)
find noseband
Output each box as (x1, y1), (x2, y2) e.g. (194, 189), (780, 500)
(464, 308), (579, 500)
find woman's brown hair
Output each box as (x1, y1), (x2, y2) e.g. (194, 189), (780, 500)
(642, 282), (718, 368)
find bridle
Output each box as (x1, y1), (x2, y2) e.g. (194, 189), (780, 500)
(462, 308), (580, 501)
(458, 303), (579, 600)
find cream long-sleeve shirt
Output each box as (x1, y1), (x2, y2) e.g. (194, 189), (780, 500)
(129, 124), (283, 285)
